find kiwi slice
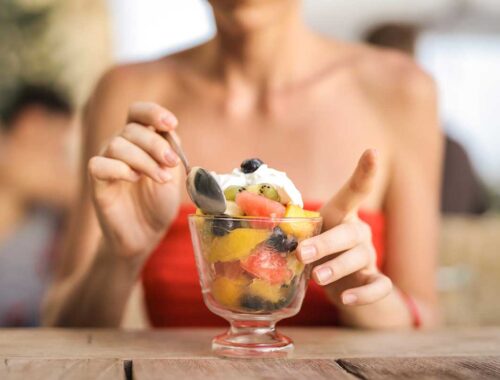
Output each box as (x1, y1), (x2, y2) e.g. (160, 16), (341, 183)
(245, 184), (261, 195)
(224, 185), (246, 201)
(247, 183), (280, 202)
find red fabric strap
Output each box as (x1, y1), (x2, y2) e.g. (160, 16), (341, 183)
(399, 290), (422, 329)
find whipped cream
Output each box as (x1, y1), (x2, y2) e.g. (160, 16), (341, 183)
(212, 164), (303, 207)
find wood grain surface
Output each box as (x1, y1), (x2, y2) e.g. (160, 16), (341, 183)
(2, 327), (500, 359)
(0, 358), (124, 380)
(337, 356), (500, 380)
(133, 358), (355, 380)
(1, 328), (499, 379)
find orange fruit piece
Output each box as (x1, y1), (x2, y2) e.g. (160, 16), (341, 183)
(209, 228), (270, 263)
(247, 279), (283, 303)
(280, 205), (320, 239)
(211, 276), (249, 308)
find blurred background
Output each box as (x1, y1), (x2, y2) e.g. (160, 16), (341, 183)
(0, 0), (499, 327)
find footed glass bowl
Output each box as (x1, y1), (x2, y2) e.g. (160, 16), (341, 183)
(188, 214), (322, 358)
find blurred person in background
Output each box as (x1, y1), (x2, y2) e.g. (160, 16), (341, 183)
(364, 23), (490, 215)
(44, 0), (442, 329)
(0, 85), (77, 326)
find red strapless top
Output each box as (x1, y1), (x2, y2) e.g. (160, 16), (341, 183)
(142, 202), (385, 327)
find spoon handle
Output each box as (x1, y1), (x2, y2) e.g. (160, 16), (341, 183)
(160, 131), (190, 174)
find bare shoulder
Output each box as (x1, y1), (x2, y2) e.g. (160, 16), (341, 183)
(353, 44), (443, 158)
(324, 39), (442, 155)
(352, 43), (436, 107)
(83, 48), (198, 142)
(337, 42), (440, 140)
(92, 40), (207, 101)
(90, 54), (187, 103)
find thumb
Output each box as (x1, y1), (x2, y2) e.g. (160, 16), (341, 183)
(320, 149), (378, 229)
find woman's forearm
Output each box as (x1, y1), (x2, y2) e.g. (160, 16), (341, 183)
(42, 242), (141, 327)
(335, 287), (439, 329)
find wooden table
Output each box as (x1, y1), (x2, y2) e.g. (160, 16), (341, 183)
(1, 327), (499, 379)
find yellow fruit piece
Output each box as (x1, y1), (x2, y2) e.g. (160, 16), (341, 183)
(209, 228), (270, 263)
(304, 209), (321, 218)
(280, 205), (318, 239)
(248, 279), (282, 303)
(195, 208), (204, 215)
(211, 276), (248, 308)
(287, 255), (305, 276)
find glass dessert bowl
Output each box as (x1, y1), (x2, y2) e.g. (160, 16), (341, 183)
(189, 212), (322, 358)
(188, 158), (322, 357)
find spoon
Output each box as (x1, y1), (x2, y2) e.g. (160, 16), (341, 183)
(160, 132), (227, 215)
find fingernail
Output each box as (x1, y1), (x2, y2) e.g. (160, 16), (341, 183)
(161, 114), (178, 128)
(157, 170), (172, 183)
(314, 267), (333, 284)
(343, 294), (357, 305)
(164, 150), (179, 165)
(299, 245), (317, 262)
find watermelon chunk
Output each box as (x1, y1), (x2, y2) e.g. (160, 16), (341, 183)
(236, 191), (286, 218)
(241, 245), (292, 285)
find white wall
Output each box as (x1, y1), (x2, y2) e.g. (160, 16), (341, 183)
(106, 0), (215, 62)
(107, 0), (461, 62)
(302, 0), (455, 39)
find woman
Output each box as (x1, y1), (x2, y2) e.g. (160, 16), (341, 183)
(43, 0), (442, 329)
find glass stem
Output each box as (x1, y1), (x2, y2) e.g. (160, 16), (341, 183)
(229, 319), (277, 337)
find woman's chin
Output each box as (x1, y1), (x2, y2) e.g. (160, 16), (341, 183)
(210, 0), (299, 33)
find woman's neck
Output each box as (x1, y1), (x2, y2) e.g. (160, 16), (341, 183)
(208, 2), (322, 96)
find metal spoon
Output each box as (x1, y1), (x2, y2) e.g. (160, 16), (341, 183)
(160, 132), (227, 215)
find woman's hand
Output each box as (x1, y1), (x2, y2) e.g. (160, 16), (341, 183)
(297, 149), (392, 307)
(88, 102), (183, 261)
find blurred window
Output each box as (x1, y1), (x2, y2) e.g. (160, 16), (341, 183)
(418, 32), (500, 189)
(107, 0), (215, 62)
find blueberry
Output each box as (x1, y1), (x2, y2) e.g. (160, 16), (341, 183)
(265, 296), (293, 311)
(211, 215), (241, 236)
(267, 227), (298, 253)
(286, 236), (298, 252)
(241, 293), (293, 312)
(266, 227), (288, 252)
(240, 294), (265, 311)
(240, 158), (264, 174)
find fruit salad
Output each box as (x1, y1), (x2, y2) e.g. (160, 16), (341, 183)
(194, 158), (322, 314)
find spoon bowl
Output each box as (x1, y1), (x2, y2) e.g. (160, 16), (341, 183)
(161, 132), (226, 214)
(186, 167), (227, 214)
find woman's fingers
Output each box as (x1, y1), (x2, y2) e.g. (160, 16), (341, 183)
(311, 243), (374, 286)
(121, 123), (179, 167)
(321, 149), (378, 229)
(104, 136), (172, 183)
(88, 156), (140, 183)
(298, 220), (371, 264)
(341, 272), (392, 306)
(127, 102), (178, 131)
(91, 102), (181, 186)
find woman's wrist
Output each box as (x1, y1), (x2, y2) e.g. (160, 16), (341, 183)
(98, 238), (149, 279)
(335, 285), (414, 329)
(44, 239), (146, 327)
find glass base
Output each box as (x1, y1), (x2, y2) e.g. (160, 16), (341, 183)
(212, 320), (293, 358)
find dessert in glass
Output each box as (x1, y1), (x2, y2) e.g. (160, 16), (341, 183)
(188, 159), (322, 358)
